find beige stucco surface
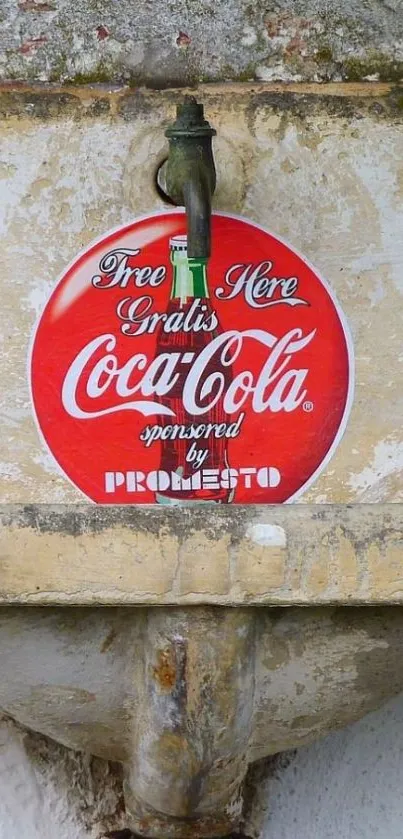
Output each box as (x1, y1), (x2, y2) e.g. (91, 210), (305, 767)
(1, 84), (402, 506)
(0, 83), (402, 604)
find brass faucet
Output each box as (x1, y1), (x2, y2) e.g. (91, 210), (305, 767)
(165, 96), (216, 259)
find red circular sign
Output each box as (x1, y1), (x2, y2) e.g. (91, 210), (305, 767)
(30, 211), (353, 504)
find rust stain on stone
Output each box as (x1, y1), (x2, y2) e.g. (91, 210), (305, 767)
(18, 36), (48, 54)
(153, 647), (177, 690)
(96, 25), (110, 41)
(265, 11), (312, 38)
(100, 627), (117, 653)
(18, 1), (56, 10)
(176, 31), (191, 47)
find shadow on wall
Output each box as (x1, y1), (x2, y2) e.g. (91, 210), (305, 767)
(245, 691), (403, 839)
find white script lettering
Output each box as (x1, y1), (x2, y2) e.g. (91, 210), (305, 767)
(216, 261), (308, 308)
(61, 328), (316, 420)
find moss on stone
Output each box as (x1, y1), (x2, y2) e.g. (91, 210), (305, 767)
(48, 54), (69, 83)
(68, 63), (112, 85)
(69, 70), (111, 85)
(237, 65), (257, 82)
(345, 52), (403, 82)
(316, 45), (333, 63)
(220, 62), (256, 82)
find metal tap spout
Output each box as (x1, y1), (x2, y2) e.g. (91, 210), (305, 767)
(165, 97), (216, 259)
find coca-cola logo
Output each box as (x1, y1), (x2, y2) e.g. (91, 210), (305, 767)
(30, 212), (353, 504)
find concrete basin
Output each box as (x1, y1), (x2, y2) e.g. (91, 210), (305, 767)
(0, 504), (403, 836)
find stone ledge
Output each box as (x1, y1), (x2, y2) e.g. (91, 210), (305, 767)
(0, 504), (401, 605)
(0, 81), (402, 121)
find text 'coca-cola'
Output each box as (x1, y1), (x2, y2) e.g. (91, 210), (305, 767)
(30, 212), (354, 504)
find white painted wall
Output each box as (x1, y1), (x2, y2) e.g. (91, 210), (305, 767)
(2, 694), (403, 838)
(0, 716), (125, 838)
(247, 691), (403, 839)
(0, 718), (83, 839)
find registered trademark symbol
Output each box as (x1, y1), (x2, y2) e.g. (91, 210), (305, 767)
(303, 401), (314, 412)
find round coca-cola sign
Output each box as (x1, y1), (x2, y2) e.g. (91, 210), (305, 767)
(30, 211), (353, 504)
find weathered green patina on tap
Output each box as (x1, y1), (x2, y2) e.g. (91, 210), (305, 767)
(165, 96), (216, 258)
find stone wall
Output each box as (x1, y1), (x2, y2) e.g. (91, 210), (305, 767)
(1, 0), (403, 85)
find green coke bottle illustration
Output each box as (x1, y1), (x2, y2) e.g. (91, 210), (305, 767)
(155, 235), (234, 503)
